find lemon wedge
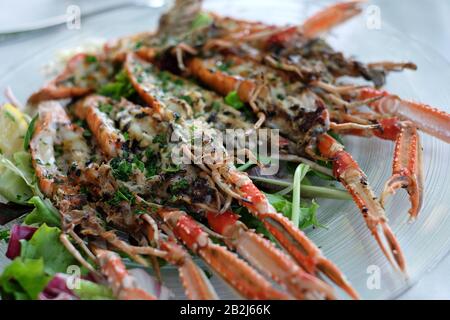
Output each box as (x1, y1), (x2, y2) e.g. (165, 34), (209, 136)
(0, 103), (29, 157)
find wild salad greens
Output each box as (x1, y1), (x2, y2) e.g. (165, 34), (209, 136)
(0, 75), (350, 300)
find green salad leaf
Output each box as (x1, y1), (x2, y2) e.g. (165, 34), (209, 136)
(264, 191), (322, 229)
(298, 199), (324, 229)
(20, 224), (77, 275)
(0, 258), (51, 300)
(73, 280), (114, 300)
(191, 12), (213, 30)
(0, 224), (109, 300)
(24, 196), (60, 227)
(265, 193), (292, 217)
(291, 164), (310, 227)
(0, 151), (36, 204)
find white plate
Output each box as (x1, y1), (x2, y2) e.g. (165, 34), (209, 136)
(1, 0), (449, 299)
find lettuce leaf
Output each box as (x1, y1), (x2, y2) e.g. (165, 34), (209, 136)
(264, 192), (323, 229)
(299, 200), (323, 229)
(0, 151), (36, 204)
(0, 167), (32, 204)
(0, 258), (51, 300)
(265, 193), (292, 216)
(191, 12), (213, 30)
(24, 196), (60, 227)
(291, 164), (310, 227)
(73, 280), (114, 300)
(20, 224), (77, 275)
(0, 224), (83, 300)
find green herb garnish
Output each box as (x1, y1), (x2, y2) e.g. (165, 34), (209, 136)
(152, 133), (167, 147)
(99, 71), (136, 100)
(191, 12), (213, 30)
(99, 103), (113, 115)
(170, 178), (189, 194)
(110, 157), (133, 181)
(85, 55), (97, 63)
(291, 164), (310, 227)
(23, 114), (38, 151)
(180, 95), (193, 105)
(224, 91), (244, 109)
(109, 187), (136, 206)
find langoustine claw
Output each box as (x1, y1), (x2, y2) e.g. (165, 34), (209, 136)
(380, 123), (424, 221)
(157, 239), (219, 300)
(331, 117), (424, 220)
(318, 134), (406, 273)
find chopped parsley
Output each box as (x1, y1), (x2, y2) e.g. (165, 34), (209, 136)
(152, 133), (167, 147)
(162, 164), (181, 173)
(99, 103), (113, 115)
(110, 157), (133, 181)
(180, 95), (193, 105)
(99, 71), (136, 100)
(144, 148), (159, 177)
(211, 101), (221, 111)
(109, 187), (136, 206)
(134, 41), (143, 50)
(82, 128), (92, 138)
(54, 144), (63, 157)
(134, 209), (147, 215)
(169, 178), (189, 194)
(85, 55), (97, 64)
(217, 60), (233, 72)
(173, 79), (184, 86)
(80, 186), (89, 195)
(202, 268), (213, 279)
(132, 156), (145, 172)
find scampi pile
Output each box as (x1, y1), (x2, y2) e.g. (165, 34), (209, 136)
(0, 0), (449, 300)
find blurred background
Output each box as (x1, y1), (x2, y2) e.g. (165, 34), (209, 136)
(0, 0), (448, 299)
